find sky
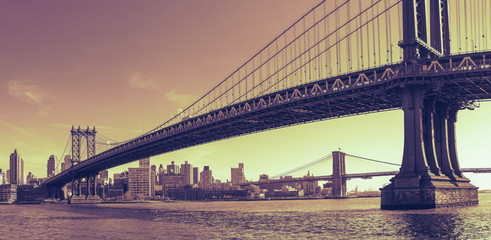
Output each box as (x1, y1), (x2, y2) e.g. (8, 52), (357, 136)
(0, 0), (490, 191)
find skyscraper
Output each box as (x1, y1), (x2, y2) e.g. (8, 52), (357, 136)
(9, 149), (24, 185)
(167, 161), (180, 175)
(193, 167), (199, 185)
(180, 161), (193, 185)
(199, 166), (213, 189)
(47, 155), (56, 178)
(150, 165), (156, 198)
(63, 155), (72, 171)
(231, 163), (246, 185)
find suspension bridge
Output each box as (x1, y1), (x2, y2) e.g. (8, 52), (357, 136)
(241, 151), (491, 198)
(39, 0), (491, 209)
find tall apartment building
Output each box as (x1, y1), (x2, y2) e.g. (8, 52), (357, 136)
(47, 155), (56, 178)
(193, 167), (199, 185)
(9, 149), (24, 185)
(0, 169), (4, 185)
(199, 166), (213, 189)
(150, 165), (156, 197)
(128, 158), (152, 200)
(180, 161), (193, 185)
(167, 161), (180, 175)
(63, 155), (72, 171)
(231, 163), (246, 185)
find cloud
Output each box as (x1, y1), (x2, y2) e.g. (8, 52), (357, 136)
(127, 74), (159, 90)
(7, 80), (45, 104)
(165, 89), (197, 107)
(6, 80), (61, 116)
(47, 123), (73, 129)
(0, 121), (29, 135)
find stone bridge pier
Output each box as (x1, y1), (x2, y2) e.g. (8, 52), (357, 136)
(380, 86), (478, 209)
(70, 174), (102, 204)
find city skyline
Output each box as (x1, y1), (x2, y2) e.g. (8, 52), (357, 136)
(1, 0), (490, 191)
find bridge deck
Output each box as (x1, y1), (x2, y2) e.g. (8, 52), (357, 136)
(44, 52), (491, 188)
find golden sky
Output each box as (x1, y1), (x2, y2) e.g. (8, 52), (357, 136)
(0, 0), (490, 190)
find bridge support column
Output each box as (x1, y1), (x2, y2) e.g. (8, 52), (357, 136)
(381, 87), (478, 209)
(86, 174), (102, 204)
(332, 151), (347, 198)
(70, 178), (87, 204)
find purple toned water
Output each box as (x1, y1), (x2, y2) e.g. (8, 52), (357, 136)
(0, 194), (490, 239)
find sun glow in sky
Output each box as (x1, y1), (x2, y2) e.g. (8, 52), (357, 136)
(0, 0), (490, 191)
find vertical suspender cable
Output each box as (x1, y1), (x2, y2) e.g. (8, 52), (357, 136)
(377, 2), (381, 66)
(284, 33), (287, 89)
(366, 1), (371, 68)
(372, 0), (376, 66)
(302, 17), (306, 83)
(464, 0), (468, 52)
(347, 1), (351, 72)
(484, 0), (487, 50)
(360, 0), (364, 68)
(335, 0), (340, 74)
(386, 0), (391, 64)
(325, 3), (331, 75)
(456, 0), (461, 52)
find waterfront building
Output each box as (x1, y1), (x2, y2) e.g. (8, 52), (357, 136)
(128, 158), (152, 200)
(161, 161), (187, 196)
(301, 172), (318, 195)
(0, 184), (17, 202)
(161, 174), (185, 196)
(199, 166), (213, 189)
(231, 163), (246, 185)
(6, 169), (10, 184)
(193, 167), (199, 184)
(259, 174), (269, 182)
(47, 155), (56, 178)
(180, 161), (193, 185)
(9, 149), (24, 185)
(0, 169), (4, 184)
(16, 185), (34, 202)
(109, 171), (129, 199)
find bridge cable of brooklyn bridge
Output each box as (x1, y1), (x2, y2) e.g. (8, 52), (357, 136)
(38, 0), (491, 208)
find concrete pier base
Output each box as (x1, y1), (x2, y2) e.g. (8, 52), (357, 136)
(69, 195), (102, 204)
(69, 195), (87, 204)
(85, 195), (102, 204)
(381, 175), (478, 209)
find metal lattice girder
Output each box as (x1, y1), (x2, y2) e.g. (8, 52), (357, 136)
(71, 126), (81, 165)
(84, 127), (97, 159)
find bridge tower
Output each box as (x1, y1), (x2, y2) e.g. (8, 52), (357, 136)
(332, 151), (347, 198)
(381, 0), (478, 209)
(70, 126), (82, 199)
(69, 126), (102, 204)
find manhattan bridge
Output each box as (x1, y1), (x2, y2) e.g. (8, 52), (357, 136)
(40, 0), (490, 209)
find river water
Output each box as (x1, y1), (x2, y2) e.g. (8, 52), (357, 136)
(1, 194), (490, 239)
